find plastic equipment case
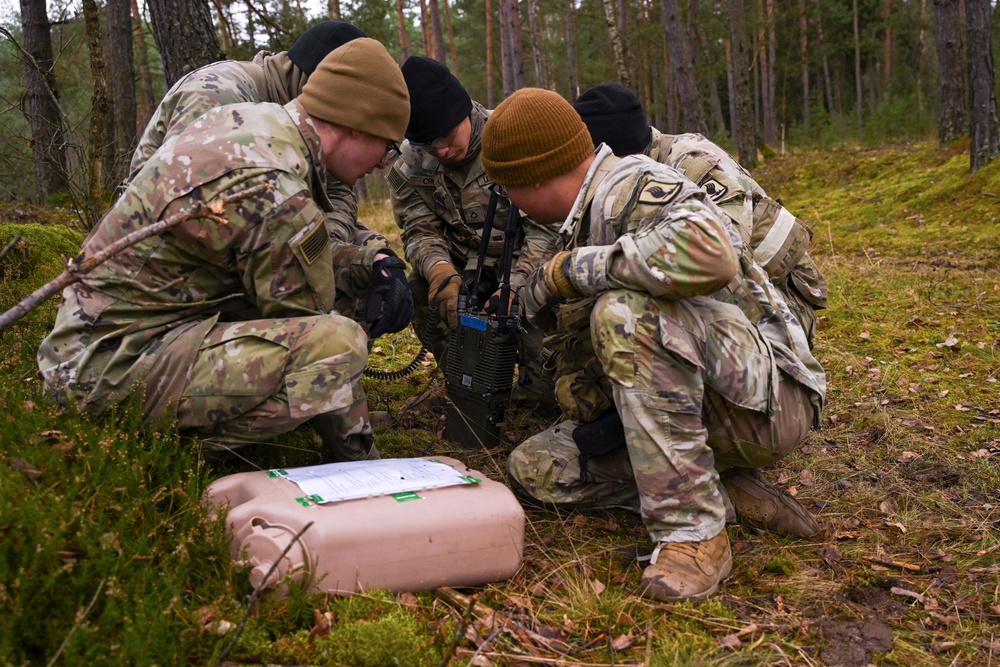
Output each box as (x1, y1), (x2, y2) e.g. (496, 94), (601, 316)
(204, 456), (525, 595)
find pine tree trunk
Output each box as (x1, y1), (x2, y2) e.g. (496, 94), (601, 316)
(565, 0), (577, 100)
(19, 0), (71, 202)
(443, 0), (460, 77)
(660, 0), (706, 133)
(419, 0), (431, 55)
(815, 0), (834, 117)
(327, 0), (341, 19)
(486, 0), (495, 106)
(852, 0), (862, 136)
(883, 0), (894, 86)
(800, 0), (809, 132)
(396, 0), (410, 61)
(966, 0), (999, 171)
(146, 0), (225, 87)
(526, 0), (546, 88)
(765, 0), (777, 144)
(428, 0), (447, 63)
(690, 0), (726, 137)
(729, 0), (756, 168)
(603, 0), (630, 88)
(501, 0), (525, 96)
(105, 0), (136, 188)
(934, 0), (967, 144)
(131, 0), (156, 131)
(82, 0), (108, 226)
(213, 0), (231, 52)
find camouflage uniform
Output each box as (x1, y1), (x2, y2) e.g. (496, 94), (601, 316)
(645, 128), (827, 346)
(130, 51), (390, 322)
(38, 100), (373, 457)
(508, 146), (826, 544)
(388, 102), (558, 403)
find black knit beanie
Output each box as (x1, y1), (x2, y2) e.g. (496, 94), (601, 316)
(288, 21), (367, 75)
(573, 83), (650, 156)
(401, 56), (473, 144)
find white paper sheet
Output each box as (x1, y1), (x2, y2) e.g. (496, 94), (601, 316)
(270, 458), (478, 504)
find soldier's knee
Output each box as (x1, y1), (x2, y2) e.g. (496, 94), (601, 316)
(295, 314), (368, 371)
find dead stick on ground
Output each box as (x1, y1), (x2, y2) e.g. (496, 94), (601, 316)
(215, 519), (313, 666)
(0, 183), (271, 334)
(862, 555), (921, 572)
(46, 578), (106, 667)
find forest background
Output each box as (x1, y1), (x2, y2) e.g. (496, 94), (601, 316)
(1, 1), (1000, 666)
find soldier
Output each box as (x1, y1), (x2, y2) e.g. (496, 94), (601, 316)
(38, 40), (411, 462)
(131, 21), (411, 337)
(388, 56), (557, 409)
(573, 83), (827, 346)
(481, 88), (826, 602)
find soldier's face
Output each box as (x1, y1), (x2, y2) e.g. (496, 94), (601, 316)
(424, 117), (472, 165)
(505, 183), (567, 225)
(328, 131), (393, 185)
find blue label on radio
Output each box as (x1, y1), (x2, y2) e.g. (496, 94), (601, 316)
(460, 314), (488, 331)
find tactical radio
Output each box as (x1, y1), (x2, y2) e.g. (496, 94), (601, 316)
(444, 190), (522, 449)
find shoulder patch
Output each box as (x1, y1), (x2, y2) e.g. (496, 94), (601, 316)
(387, 165), (407, 194)
(638, 180), (682, 206)
(296, 221), (328, 265)
(701, 177), (730, 201)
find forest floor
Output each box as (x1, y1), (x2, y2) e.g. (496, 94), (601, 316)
(1, 140), (998, 666)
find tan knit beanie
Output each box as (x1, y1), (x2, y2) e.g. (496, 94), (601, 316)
(482, 88), (594, 186)
(299, 37), (410, 142)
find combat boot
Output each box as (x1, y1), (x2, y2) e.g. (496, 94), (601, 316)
(640, 531), (732, 602)
(721, 468), (820, 538)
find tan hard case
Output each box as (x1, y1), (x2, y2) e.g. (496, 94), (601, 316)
(203, 456), (525, 594)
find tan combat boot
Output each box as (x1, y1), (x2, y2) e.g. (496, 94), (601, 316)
(639, 531), (732, 602)
(722, 468), (820, 538)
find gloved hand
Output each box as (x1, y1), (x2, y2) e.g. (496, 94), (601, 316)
(426, 261), (462, 329)
(482, 286), (523, 316)
(365, 256), (414, 338)
(525, 250), (578, 327)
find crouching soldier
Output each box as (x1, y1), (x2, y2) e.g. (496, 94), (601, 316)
(38, 40), (410, 462)
(481, 89), (826, 602)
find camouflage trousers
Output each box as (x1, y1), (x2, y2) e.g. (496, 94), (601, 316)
(144, 313), (375, 460)
(409, 270), (557, 408)
(508, 289), (817, 544)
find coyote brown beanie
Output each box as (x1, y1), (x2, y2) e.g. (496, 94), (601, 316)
(299, 38), (410, 142)
(482, 88), (594, 186)
(573, 83), (650, 157)
(287, 21), (367, 75)
(401, 56), (473, 144)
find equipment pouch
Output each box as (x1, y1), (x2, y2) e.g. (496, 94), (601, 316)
(750, 198), (813, 282)
(573, 409), (627, 482)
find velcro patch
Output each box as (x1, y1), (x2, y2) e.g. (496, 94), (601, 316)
(387, 165), (407, 194)
(701, 177), (730, 201)
(297, 222), (328, 266)
(638, 180), (682, 205)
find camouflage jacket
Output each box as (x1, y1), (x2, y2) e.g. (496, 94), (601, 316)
(527, 146), (826, 419)
(646, 128), (827, 342)
(130, 52), (384, 278)
(38, 100), (341, 414)
(388, 102), (557, 291)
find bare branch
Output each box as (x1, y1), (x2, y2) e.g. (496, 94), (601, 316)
(0, 183), (272, 334)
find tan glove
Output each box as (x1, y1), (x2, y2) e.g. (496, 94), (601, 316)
(426, 261), (462, 329)
(526, 251), (580, 328)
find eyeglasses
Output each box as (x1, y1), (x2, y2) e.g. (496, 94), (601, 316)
(382, 141), (400, 164)
(412, 124), (460, 150)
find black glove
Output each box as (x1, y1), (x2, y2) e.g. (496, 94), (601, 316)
(365, 256), (414, 338)
(572, 409), (627, 482)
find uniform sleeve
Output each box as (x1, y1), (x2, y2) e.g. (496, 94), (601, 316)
(238, 182), (338, 318)
(389, 160), (453, 277)
(511, 215), (559, 292)
(567, 176), (739, 300)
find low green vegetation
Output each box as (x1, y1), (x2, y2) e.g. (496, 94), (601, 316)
(1, 141), (998, 665)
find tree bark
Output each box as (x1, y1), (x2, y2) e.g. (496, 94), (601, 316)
(147, 0), (225, 87)
(419, 0), (431, 56)
(486, 0), (495, 106)
(933, 0), (967, 144)
(443, 0), (460, 77)
(815, 0), (834, 117)
(396, 0), (410, 61)
(327, 0), (341, 19)
(883, 0), (894, 86)
(661, 0), (706, 134)
(131, 0), (156, 131)
(82, 0), (108, 226)
(526, 0), (546, 88)
(966, 0), (999, 171)
(690, 0), (726, 137)
(427, 0), (447, 63)
(800, 0), (809, 131)
(603, 0), (630, 88)
(729, 0), (756, 167)
(852, 0), (862, 135)
(766, 0), (777, 144)
(501, 0), (525, 96)
(18, 0), (70, 201)
(105, 0), (136, 188)
(565, 0), (576, 100)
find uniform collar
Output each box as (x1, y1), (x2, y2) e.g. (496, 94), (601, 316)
(558, 144), (619, 241)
